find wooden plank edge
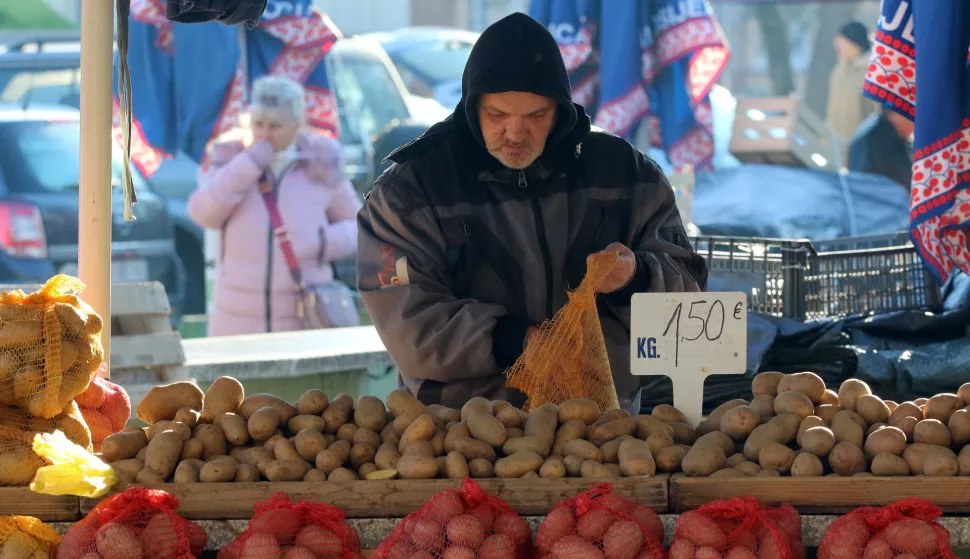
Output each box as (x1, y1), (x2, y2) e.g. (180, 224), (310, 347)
(80, 475), (669, 519)
(670, 475), (970, 513)
(0, 487), (80, 521)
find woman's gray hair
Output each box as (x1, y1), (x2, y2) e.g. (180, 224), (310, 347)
(249, 75), (306, 124)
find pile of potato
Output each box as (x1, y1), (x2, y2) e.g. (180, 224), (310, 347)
(676, 372), (970, 477)
(107, 371), (970, 482)
(102, 378), (677, 483)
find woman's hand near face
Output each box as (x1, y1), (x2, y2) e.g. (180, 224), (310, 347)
(246, 139), (276, 168)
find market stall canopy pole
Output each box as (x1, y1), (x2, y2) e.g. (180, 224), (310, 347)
(79, 0), (115, 373)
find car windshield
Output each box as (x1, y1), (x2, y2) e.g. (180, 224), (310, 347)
(330, 52), (411, 139)
(0, 66), (81, 108)
(0, 120), (149, 193)
(392, 40), (472, 85)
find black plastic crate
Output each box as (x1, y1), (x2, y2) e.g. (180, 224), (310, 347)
(812, 232), (913, 252)
(689, 236), (814, 318)
(803, 244), (942, 319)
(691, 233), (942, 320)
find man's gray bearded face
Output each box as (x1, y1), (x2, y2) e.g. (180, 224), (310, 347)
(478, 92), (557, 170)
(488, 138), (540, 169)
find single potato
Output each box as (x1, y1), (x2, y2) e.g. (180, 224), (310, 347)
(751, 372), (784, 397)
(777, 372), (826, 403)
(837, 379), (872, 412)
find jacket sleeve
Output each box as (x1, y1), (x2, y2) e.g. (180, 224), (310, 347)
(188, 150), (263, 230)
(357, 174), (531, 385)
(320, 177), (362, 262)
(601, 150), (709, 323)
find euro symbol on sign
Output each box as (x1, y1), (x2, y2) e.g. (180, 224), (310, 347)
(735, 302), (743, 319)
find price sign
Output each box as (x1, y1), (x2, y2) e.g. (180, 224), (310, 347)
(630, 292), (747, 427)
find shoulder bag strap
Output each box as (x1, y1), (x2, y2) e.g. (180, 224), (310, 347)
(258, 172), (305, 288)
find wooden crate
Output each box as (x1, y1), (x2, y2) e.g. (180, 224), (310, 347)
(729, 95), (838, 171)
(107, 282), (188, 406)
(670, 475), (970, 514)
(80, 476), (669, 519)
(0, 488), (79, 521)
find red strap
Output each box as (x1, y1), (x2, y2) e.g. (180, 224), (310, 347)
(259, 173), (304, 287)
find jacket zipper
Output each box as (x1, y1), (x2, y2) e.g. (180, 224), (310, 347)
(521, 170), (555, 319)
(594, 208), (609, 246)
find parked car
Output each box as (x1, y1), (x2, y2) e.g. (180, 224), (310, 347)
(0, 101), (183, 310)
(362, 26), (478, 111)
(0, 33), (441, 313)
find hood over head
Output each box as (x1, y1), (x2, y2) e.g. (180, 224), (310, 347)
(461, 12), (578, 155)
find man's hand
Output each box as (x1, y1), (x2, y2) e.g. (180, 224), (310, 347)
(596, 242), (637, 293)
(524, 325), (539, 351)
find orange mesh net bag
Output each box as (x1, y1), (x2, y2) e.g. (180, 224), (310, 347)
(373, 477), (533, 559)
(76, 367), (131, 451)
(818, 498), (955, 559)
(57, 487), (207, 559)
(671, 497), (803, 559)
(535, 482), (664, 559)
(505, 251), (620, 411)
(0, 515), (61, 558)
(0, 401), (92, 486)
(0, 275), (104, 420)
(218, 492), (361, 559)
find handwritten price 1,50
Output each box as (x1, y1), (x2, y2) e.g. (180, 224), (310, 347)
(662, 299), (744, 366)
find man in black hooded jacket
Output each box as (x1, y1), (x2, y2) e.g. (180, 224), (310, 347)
(356, 12), (708, 412)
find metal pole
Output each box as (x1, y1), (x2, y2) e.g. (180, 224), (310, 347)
(79, 0), (114, 373)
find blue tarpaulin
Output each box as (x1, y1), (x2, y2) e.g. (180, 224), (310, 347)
(528, 0), (730, 170)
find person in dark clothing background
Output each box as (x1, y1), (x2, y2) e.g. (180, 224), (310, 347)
(356, 12), (707, 413)
(848, 107), (915, 188)
(827, 21), (879, 162)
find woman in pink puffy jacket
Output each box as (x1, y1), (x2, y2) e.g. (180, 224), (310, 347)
(188, 76), (361, 336)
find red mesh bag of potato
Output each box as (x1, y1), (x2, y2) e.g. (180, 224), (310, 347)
(218, 491), (361, 559)
(373, 477), (533, 559)
(76, 368), (131, 451)
(535, 482), (664, 559)
(57, 486), (206, 559)
(672, 497), (801, 559)
(818, 498), (955, 559)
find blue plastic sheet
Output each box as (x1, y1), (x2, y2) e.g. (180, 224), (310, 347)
(691, 165), (911, 241)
